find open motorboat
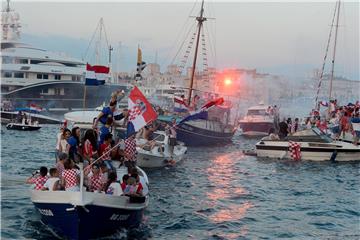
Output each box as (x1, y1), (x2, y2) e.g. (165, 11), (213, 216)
(6, 122), (41, 131)
(136, 131), (187, 168)
(30, 164), (149, 240)
(256, 127), (360, 162)
(239, 104), (279, 137)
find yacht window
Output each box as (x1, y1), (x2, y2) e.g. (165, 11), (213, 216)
(15, 58), (28, 64)
(2, 56), (13, 64)
(247, 109), (267, 116)
(54, 74), (61, 80)
(43, 74), (49, 79)
(2, 72), (12, 78)
(14, 72), (24, 78)
(37, 74), (42, 79)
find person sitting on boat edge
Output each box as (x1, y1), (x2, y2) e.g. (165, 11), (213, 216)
(104, 171), (123, 196)
(93, 101), (117, 129)
(61, 159), (80, 192)
(26, 166), (48, 190)
(82, 129), (98, 166)
(42, 168), (61, 191)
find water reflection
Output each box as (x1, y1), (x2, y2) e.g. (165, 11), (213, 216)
(204, 152), (253, 235)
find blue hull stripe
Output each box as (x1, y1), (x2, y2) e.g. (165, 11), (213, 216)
(33, 202), (143, 240)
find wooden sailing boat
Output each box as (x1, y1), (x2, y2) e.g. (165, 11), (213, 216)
(174, 0), (236, 146)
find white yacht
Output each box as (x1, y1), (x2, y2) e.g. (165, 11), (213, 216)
(0, 0), (126, 111)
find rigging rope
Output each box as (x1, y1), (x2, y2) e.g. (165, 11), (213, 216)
(314, 1), (338, 110)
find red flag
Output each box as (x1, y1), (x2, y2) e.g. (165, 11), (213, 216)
(201, 97), (224, 110)
(128, 86), (157, 131)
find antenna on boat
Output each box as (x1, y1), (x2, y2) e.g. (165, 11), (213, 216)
(187, 0), (207, 105)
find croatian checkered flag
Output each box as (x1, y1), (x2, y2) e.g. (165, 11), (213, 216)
(127, 86), (157, 133)
(289, 141), (301, 161)
(135, 46), (147, 81)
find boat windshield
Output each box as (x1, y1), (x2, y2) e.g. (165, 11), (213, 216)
(312, 127), (333, 143)
(247, 109), (267, 116)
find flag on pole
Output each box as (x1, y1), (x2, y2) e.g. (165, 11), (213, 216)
(127, 86), (157, 133)
(200, 97), (224, 110)
(29, 103), (43, 112)
(174, 96), (189, 113)
(135, 46), (146, 80)
(85, 63), (109, 86)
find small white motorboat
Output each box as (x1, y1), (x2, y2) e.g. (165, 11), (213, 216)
(136, 131), (187, 168)
(6, 120), (41, 131)
(256, 127), (360, 162)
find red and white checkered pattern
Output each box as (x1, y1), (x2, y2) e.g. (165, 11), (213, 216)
(90, 173), (103, 191)
(124, 138), (137, 161)
(30, 176), (48, 190)
(289, 141), (301, 161)
(62, 169), (79, 189)
(129, 106), (141, 121)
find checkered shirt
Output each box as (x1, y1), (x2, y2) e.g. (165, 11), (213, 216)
(62, 169), (79, 189)
(56, 162), (65, 178)
(90, 173), (103, 192)
(124, 138), (137, 161)
(30, 176), (48, 190)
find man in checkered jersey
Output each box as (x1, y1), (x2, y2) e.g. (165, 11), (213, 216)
(26, 166), (48, 190)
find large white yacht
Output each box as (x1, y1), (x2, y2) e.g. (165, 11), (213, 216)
(1, 0), (126, 111)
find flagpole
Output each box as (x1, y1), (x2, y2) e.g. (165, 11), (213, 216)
(83, 85), (87, 109)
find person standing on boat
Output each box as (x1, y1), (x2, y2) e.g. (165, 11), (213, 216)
(278, 119), (289, 139)
(99, 118), (113, 145)
(55, 125), (66, 161)
(68, 127), (81, 163)
(93, 101), (117, 129)
(166, 118), (177, 157)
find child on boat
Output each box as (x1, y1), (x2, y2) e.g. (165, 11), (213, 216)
(104, 172), (122, 196)
(26, 166), (48, 190)
(42, 168), (60, 191)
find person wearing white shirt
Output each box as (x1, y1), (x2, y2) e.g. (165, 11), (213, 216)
(42, 168), (60, 191)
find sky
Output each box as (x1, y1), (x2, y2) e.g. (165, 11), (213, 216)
(5, 0), (360, 80)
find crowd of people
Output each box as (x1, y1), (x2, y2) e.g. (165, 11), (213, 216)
(26, 90), (148, 197)
(266, 100), (360, 144)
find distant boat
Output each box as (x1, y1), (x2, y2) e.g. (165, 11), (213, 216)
(239, 104), (279, 137)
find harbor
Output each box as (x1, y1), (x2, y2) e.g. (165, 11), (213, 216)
(1, 0), (359, 239)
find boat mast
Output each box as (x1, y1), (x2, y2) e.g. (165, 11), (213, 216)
(187, 0), (207, 105)
(328, 0), (341, 104)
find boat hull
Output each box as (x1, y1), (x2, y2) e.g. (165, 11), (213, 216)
(137, 147), (187, 168)
(31, 190), (148, 240)
(256, 142), (360, 161)
(6, 123), (41, 131)
(176, 123), (235, 146)
(239, 121), (274, 136)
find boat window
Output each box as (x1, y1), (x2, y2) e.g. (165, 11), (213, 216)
(247, 109), (267, 116)
(43, 74), (49, 79)
(15, 58), (28, 64)
(14, 72), (24, 78)
(2, 71), (12, 78)
(37, 74), (42, 79)
(2, 56), (13, 64)
(54, 74), (61, 80)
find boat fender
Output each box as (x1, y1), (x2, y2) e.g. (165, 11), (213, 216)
(330, 150), (337, 162)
